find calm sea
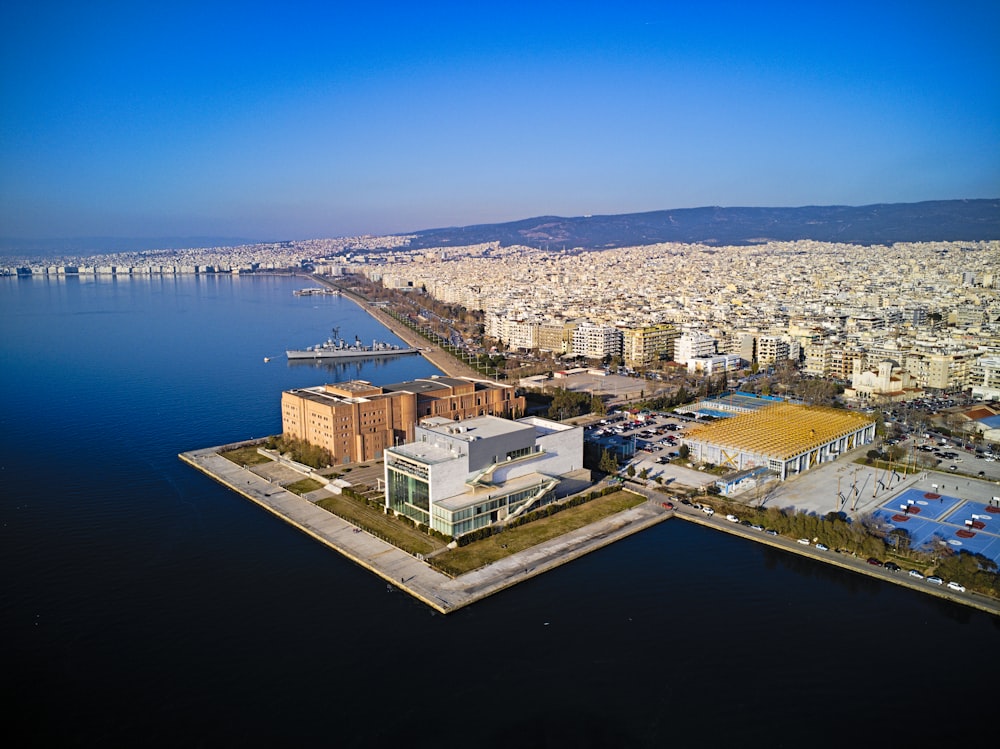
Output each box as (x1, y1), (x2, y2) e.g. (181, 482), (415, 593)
(2, 274), (996, 748)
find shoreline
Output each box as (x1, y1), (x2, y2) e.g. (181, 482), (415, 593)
(180, 444), (669, 614)
(672, 506), (1000, 616)
(307, 274), (484, 379)
(181, 442), (999, 616)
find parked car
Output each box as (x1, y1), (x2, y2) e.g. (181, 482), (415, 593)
(908, 569), (924, 579)
(751, 524), (764, 531)
(815, 543), (829, 551)
(884, 562), (901, 572)
(927, 576), (944, 585)
(797, 538), (810, 545)
(867, 557), (883, 566)
(946, 581), (966, 592)
(725, 514), (739, 523)
(702, 506), (715, 516)
(765, 529), (778, 536)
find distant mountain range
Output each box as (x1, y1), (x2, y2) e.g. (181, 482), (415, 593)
(4, 199), (998, 258)
(400, 199), (1000, 250)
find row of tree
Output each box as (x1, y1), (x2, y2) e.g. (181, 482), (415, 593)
(697, 499), (999, 596)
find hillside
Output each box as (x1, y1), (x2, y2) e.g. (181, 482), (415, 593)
(399, 199), (1000, 250)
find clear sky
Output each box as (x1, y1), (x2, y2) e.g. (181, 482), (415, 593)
(2, 0), (998, 243)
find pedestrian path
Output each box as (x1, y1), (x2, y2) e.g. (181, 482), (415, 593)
(180, 445), (669, 613)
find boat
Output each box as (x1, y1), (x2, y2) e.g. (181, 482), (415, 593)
(286, 330), (419, 360)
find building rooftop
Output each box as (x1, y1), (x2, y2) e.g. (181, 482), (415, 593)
(421, 414), (530, 442)
(683, 403), (874, 460)
(389, 441), (458, 465)
(435, 471), (556, 512)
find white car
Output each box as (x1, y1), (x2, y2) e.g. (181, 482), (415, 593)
(908, 569), (924, 579)
(725, 514), (739, 523)
(797, 538), (810, 545)
(815, 543), (829, 551)
(702, 506), (715, 516)
(947, 581), (966, 593)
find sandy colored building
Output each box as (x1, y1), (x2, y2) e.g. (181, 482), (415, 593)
(281, 376), (526, 464)
(622, 323), (679, 368)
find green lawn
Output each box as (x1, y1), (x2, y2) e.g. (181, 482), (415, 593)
(316, 494), (445, 557)
(430, 490), (646, 577)
(286, 478), (324, 495)
(220, 445), (272, 466)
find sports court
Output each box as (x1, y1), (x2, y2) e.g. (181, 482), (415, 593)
(875, 487), (1000, 565)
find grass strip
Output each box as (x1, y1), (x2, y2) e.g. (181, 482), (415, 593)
(286, 478), (324, 495)
(430, 490), (646, 577)
(316, 494), (444, 557)
(220, 445), (272, 466)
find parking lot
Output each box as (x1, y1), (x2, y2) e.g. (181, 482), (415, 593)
(584, 411), (716, 489)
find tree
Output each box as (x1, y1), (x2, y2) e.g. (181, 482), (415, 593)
(590, 395), (607, 416)
(677, 444), (689, 460)
(548, 387), (590, 420)
(627, 464), (636, 478)
(599, 449), (619, 474)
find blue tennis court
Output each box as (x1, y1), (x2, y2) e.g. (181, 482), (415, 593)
(876, 492), (1000, 566)
(882, 488), (962, 521)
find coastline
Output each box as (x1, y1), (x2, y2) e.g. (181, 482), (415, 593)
(181, 441), (999, 616)
(672, 506), (1000, 616)
(307, 274), (484, 379)
(180, 444), (670, 614)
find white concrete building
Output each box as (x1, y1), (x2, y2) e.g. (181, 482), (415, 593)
(384, 415), (585, 538)
(970, 355), (1000, 401)
(687, 353), (744, 375)
(571, 324), (623, 359)
(675, 333), (717, 365)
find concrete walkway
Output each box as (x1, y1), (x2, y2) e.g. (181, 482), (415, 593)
(180, 446), (669, 614)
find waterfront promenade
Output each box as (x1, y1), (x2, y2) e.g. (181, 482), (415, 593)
(307, 274), (483, 380)
(180, 446), (669, 614)
(182, 443), (999, 616)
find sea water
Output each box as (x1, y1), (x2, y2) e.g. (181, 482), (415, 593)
(1, 274), (996, 747)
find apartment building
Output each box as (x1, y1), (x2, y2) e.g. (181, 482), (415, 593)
(970, 355), (1000, 400)
(674, 333), (717, 364)
(571, 323), (623, 359)
(622, 323), (679, 367)
(537, 320), (578, 354)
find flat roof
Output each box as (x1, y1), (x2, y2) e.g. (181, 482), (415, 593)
(285, 386), (372, 406)
(436, 471), (556, 511)
(388, 441), (458, 465)
(381, 379), (449, 394)
(684, 403), (875, 460)
(422, 414), (530, 441)
(517, 416), (575, 437)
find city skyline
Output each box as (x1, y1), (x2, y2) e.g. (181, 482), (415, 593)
(3, 1), (999, 243)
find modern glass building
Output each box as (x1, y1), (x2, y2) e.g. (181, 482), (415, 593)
(384, 415), (584, 538)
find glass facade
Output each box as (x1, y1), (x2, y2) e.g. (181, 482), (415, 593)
(430, 483), (555, 537)
(387, 466), (430, 525)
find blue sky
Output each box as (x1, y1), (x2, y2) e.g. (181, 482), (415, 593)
(2, 0), (998, 242)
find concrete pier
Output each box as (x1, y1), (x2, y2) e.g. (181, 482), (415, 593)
(180, 446), (669, 614)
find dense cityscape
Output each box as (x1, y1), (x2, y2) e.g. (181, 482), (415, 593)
(9, 235), (999, 403)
